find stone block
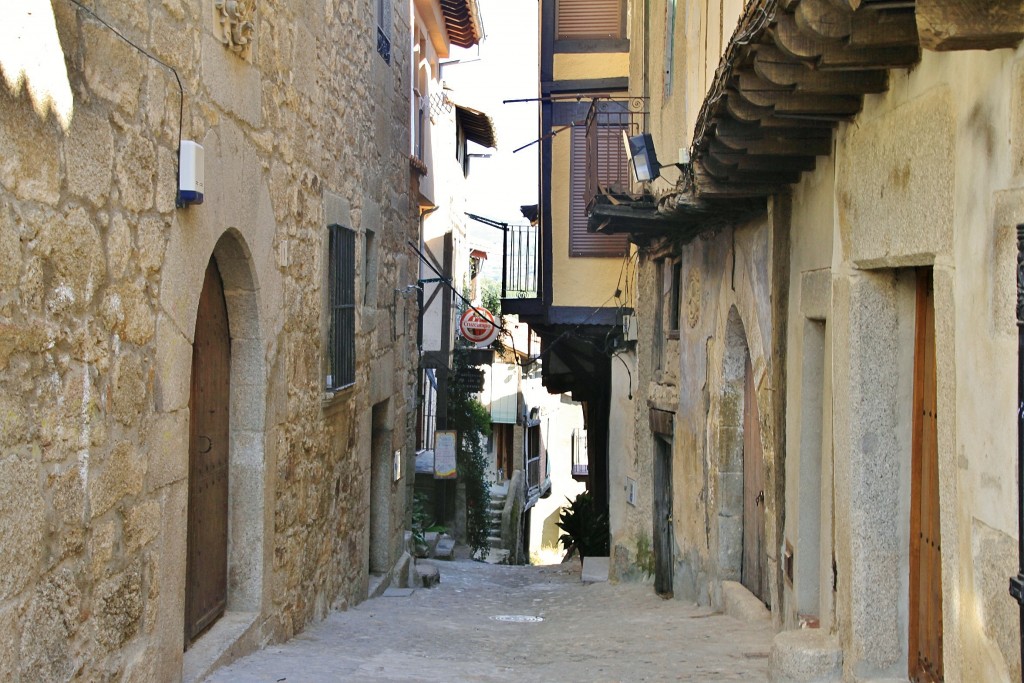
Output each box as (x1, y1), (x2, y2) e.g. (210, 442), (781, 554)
(124, 499), (160, 552)
(416, 563), (440, 588)
(110, 353), (147, 426)
(838, 88), (954, 268)
(101, 279), (156, 346)
(153, 315), (191, 412)
(89, 519), (117, 583)
(0, 448), (46, 601)
(145, 410), (188, 491)
(201, 34), (263, 127)
(64, 107), (114, 208)
(0, 85), (60, 205)
(434, 538), (455, 560)
(107, 213), (133, 280)
(114, 132), (157, 213)
(95, 560), (143, 651)
(19, 569), (81, 680)
(0, 391), (28, 450)
(768, 629), (842, 682)
(0, 600), (20, 678)
(38, 205), (105, 312)
(581, 556), (609, 583)
(48, 464), (86, 559)
(90, 441), (145, 518)
(138, 216), (169, 276)
(82, 20), (145, 115)
(723, 580), (770, 623)
(799, 270), (831, 322)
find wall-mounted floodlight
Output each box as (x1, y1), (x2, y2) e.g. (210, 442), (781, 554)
(623, 132), (661, 183)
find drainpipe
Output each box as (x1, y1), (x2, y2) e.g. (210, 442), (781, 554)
(1010, 223), (1024, 682)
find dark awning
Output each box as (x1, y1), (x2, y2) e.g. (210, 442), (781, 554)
(455, 104), (497, 149)
(441, 0), (483, 49)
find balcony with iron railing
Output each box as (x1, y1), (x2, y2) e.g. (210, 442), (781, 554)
(584, 97), (650, 214)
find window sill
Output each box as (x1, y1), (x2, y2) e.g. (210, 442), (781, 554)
(322, 382), (355, 408)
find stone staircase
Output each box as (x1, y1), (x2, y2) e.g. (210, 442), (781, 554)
(479, 486), (510, 564)
(487, 489), (506, 549)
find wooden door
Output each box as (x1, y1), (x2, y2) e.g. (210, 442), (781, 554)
(653, 437), (673, 597)
(185, 259), (231, 645)
(742, 354), (767, 603)
(910, 270), (943, 682)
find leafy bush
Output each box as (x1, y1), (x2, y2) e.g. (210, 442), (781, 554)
(447, 351), (492, 560)
(556, 491), (609, 561)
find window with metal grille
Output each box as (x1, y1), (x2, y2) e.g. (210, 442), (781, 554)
(570, 126), (630, 257)
(327, 224), (356, 390)
(376, 0), (391, 63)
(556, 0), (624, 39)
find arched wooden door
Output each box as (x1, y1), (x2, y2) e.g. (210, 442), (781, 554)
(185, 258), (231, 645)
(742, 354), (767, 603)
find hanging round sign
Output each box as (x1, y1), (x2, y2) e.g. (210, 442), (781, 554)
(459, 307), (498, 346)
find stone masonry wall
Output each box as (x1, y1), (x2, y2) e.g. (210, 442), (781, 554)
(0, 0), (416, 679)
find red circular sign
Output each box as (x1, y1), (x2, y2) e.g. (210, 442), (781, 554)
(459, 307), (498, 345)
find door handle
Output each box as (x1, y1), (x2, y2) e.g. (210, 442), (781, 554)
(755, 491), (764, 506)
(198, 435), (212, 453)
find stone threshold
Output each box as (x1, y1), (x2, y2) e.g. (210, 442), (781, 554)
(182, 611), (261, 683)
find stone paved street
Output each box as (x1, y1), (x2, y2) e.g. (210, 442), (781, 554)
(206, 557), (774, 682)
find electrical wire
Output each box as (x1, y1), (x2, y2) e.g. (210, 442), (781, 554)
(64, 0), (185, 196)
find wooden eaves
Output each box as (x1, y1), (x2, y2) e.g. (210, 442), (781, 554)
(591, 0), (1023, 241)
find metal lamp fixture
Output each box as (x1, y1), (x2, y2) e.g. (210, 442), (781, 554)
(623, 132), (661, 183)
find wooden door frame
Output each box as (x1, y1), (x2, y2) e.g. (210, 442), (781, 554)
(909, 268), (943, 682)
(185, 258), (231, 645)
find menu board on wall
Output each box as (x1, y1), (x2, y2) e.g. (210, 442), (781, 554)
(433, 430), (457, 479)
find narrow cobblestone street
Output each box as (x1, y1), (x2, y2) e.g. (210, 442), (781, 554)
(207, 557), (774, 682)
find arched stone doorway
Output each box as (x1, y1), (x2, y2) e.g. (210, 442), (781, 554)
(184, 231), (267, 647)
(716, 306), (767, 604)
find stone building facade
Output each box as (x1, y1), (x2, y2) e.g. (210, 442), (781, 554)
(569, 0), (1024, 680)
(0, 0), (417, 679)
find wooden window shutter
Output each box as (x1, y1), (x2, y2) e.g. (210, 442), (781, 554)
(556, 0), (623, 40)
(569, 127), (630, 258)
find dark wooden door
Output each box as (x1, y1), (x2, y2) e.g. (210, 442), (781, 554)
(910, 269), (943, 682)
(742, 354), (767, 603)
(185, 258), (231, 646)
(653, 437), (673, 597)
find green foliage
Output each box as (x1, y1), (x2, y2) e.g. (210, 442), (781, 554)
(411, 491), (432, 549)
(556, 491), (610, 561)
(481, 279), (501, 316)
(633, 532), (656, 578)
(447, 351), (493, 560)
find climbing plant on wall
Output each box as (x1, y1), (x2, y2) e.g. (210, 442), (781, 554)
(447, 350), (492, 559)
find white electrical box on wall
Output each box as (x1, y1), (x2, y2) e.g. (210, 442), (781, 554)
(178, 140), (205, 206)
(626, 477), (638, 506)
(622, 313), (638, 342)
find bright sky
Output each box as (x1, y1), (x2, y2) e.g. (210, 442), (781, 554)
(442, 0), (539, 276)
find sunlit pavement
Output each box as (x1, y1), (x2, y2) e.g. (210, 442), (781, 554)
(205, 556), (774, 682)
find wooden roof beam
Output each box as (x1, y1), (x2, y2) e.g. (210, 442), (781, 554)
(711, 116), (834, 140)
(752, 46), (890, 93)
(772, 11), (919, 69)
(916, 0), (1024, 50)
(707, 143), (818, 173)
(715, 129), (833, 156)
(734, 73), (863, 116)
(693, 164), (790, 198)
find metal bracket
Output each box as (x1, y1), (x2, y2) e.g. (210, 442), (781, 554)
(1010, 574), (1024, 606)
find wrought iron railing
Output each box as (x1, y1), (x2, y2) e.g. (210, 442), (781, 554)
(584, 97), (648, 213)
(504, 223), (539, 298)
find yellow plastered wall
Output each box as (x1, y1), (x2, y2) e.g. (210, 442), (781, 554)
(553, 52), (630, 81)
(550, 132), (630, 308)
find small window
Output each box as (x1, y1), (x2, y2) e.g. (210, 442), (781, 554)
(364, 228), (378, 308)
(327, 224), (356, 390)
(668, 260), (681, 337)
(376, 0), (391, 64)
(556, 0), (624, 40)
